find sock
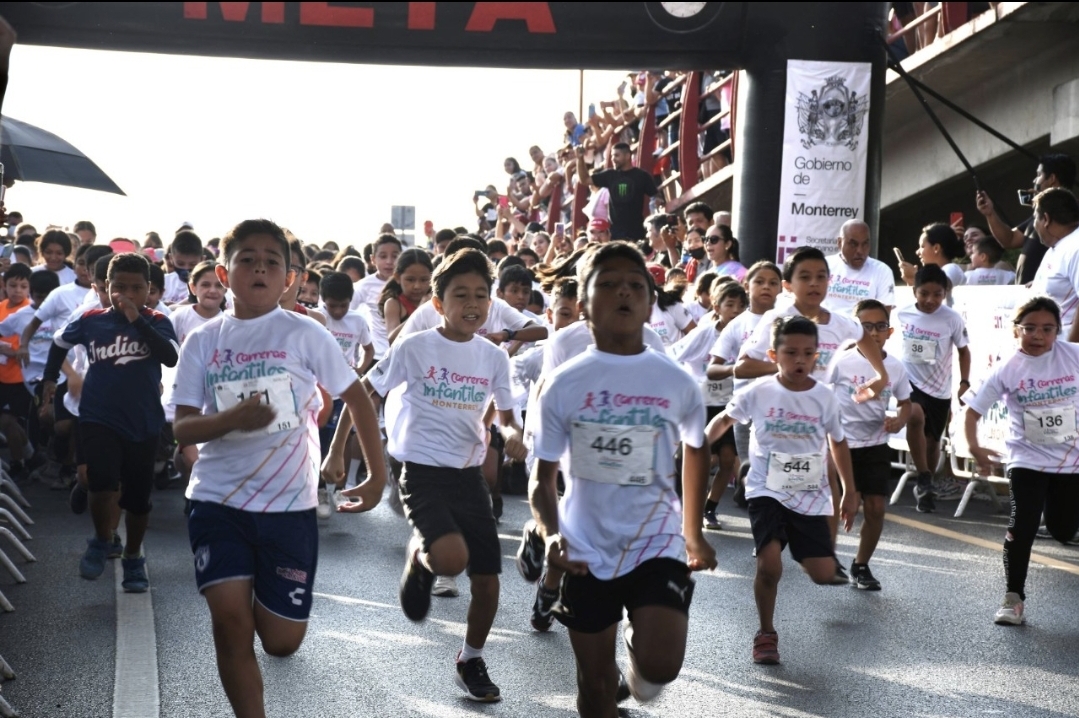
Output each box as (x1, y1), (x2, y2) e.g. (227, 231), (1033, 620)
(704, 499), (719, 514)
(122, 547), (144, 560)
(348, 459), (364, 487)
(459, 641), (483, 663)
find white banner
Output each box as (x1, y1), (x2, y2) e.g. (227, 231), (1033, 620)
(776, 60), (871, 264)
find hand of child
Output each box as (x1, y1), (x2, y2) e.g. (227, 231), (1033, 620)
(854, 375), (887, 403)
(546, 534), (589, 576)
(969, 446), (1002, 477)
(230, 394), (275, 432)
(111, 292), (141, 323)
(883, 415), (904, 434)
(840, 491), (859, 532)
(686, 535), (717, 572)
(336, 481), (381, 514)
(503, 432), (528, 462)
(320, 452), (346, 488)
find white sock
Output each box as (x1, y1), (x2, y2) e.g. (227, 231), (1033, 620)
(348, 459), (364, 488)
(459, 641), (483, 663)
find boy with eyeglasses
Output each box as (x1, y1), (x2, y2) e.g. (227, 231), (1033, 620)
(824, 300), (912, 590)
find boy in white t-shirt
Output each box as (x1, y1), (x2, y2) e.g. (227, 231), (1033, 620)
(329, 248), (526, 703)
(350, 233), (401, 359)
(965, 237), (1015, 286)
(172, 220), (387, 718)
(531, 242), (716, 713)
(896, 264), (970, 513)
(708, 315), (858, 665)
(825, 300), (912, 590)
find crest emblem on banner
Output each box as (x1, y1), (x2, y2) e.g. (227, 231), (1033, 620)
(796, 75), (868, 151)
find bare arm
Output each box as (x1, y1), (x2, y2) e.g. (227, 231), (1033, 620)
(829, 437), (858, 531)
(976, 191), (1025, 249)
(706, 356), (735, 380)
(332, 380), (388, 512)
(383, 298), (405, 335)
(957, 346), (972, 402)
(682, 442), (717, 571)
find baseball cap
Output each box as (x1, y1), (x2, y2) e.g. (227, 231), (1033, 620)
(646, 263), (666, 286)
(589, 218), (610, 232)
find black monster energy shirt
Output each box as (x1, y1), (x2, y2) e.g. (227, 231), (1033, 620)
(591, 167), (657, 241)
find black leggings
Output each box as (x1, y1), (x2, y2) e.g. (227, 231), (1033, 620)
(1004, 467), (1079, 600)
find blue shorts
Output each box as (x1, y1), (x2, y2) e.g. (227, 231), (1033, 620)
(187, 501), (319, 622)
(318, 398), (346, 458)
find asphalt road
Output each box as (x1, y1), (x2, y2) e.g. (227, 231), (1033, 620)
(3, 480), (1079, 718)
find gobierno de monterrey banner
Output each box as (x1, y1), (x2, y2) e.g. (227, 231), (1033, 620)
(776, 59), (871, 263)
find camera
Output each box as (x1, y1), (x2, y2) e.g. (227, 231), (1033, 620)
(1018, 189), (1034, 207)
(666, 213), (679, 228)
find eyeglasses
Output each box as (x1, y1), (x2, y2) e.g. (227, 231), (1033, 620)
(707, 235), (724, 245)
(1015, 324), (1057, 336)
(861, 322), (890, 333)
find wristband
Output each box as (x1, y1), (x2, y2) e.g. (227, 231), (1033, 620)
(504, 328), (518, 341)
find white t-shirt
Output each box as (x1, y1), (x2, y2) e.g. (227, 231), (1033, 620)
(943, 262), (966, 289)
(726, 376), (845, 516)
(963, 341), (1079, 473)
(35, 281), (93, 329)
(895, 302), (967, 399)
(743, 305), (864, 381)
(965, 267), (1016, 287)
(399, 296), (535, 340)
(685, 300), (709, 324)
(349, 274), (389, 358)
(712, 310), (764, 393)
(0, 304), (66, 389)
(1029, 229), (1079, 328)
(325, 310), (373, 369)
(540, 321), (668, 376)
(32, 264), (77, 286)
(824, 255), (896, 315)
(174, 308), (358, 512)
(649, 302), (694, 348)
(163, 272), (190, 305)
(169, 305), (221, 345)
(367, 328), (514, 469)
(825, 348), (911, 447)
(532, 346), (705, 580)
(668, 318), (717, 380)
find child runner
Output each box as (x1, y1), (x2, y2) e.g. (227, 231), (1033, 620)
(32, 230), (76, 285)
(709, 261), (782, 508)
(173, 220), (386, 718)
(707, 315), (857, 664)
(963, 297), (1079, 625)
(530, 241), (716, 714)
(146, 263), (173, 317)
(897, 264), (971, 512)
(331, 248), (526, 703)
(163, 230), (204, 305)
(648, 279), (697, 348)
(0, 263), (32, 480)
(965, 237), (1016, 286)
(351, 233), (401, 360)
(43, 253), (179, 591)
(684, 270), (716, 323)
(379, 248), (433, 337)
(824, 299), (912, 590)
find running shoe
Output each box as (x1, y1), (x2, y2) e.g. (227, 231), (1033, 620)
(30, 459), (61, 487)
(69, 482), (88, 515)
(849, 562), (881, 591)
(703, 509), (722, 531)
(752, 630), (780, 664)
(399, 539), (434, 622)
(455, 656), (501, 702)
(79, 537), (110, 580)
(913, 484), (936, 513)
(830, 559), (850, 585)
(993, 592), (1025, 625)
(531, 582), (559, 632)
(932, 477), (964, 501)
(515, 520), (544, 583)
(432, 575), (459, 598)
(121, 556), (149, 593)
(316, 487), (332, 520)
(107, 533), (124, 559)
(492, 493), (503, 524)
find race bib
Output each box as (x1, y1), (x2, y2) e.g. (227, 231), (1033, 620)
(766, 451), (824, 492)
(570, 422), (656, 486)
(213, 374), (301, 440)
(1023, 406), (1078, 445)
(700, 377), (732, 407)
(903, 336), (937, 364)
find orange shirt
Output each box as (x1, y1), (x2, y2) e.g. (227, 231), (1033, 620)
(0, 298), (31, 384)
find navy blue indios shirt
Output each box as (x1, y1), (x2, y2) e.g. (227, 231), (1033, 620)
(46, 307), (179, 441)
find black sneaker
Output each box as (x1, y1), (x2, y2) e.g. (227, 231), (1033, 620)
(515, 520), (544, 583)
(830, 559), (850, 585)
(531, 582), (559, 632)
(913, 484), (936, 513)
(399, 542), (434, 622)
(491, 494), (503, 524)
(69, 482), (88, 515)
(455, 656), (501, 702)
(850, 562), (881, 591)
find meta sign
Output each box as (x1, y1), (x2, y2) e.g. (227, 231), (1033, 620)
(5, 3), (746, 69)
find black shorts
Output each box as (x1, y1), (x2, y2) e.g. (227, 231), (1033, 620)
(910, 385), (951, 442)
(0, 382), (31, 421)
(706, 405), (736, 455)
(400, 462), (501, 576)
(80, 422), (158, 515)
(748, 496), (834, 563)
(850, 443), (892, 496)
(555, 557), (695, 634)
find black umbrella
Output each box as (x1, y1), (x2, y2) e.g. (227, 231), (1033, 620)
(1, 115), (124, 195)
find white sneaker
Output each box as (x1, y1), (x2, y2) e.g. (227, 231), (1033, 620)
(994, 592), (1024, 625)
(316, 487), (333, 520)
(932, 477), (965, 501)
(432, 575), (459, 597)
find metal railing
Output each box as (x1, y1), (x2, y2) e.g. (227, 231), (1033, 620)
(0, 462), (34, 717)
